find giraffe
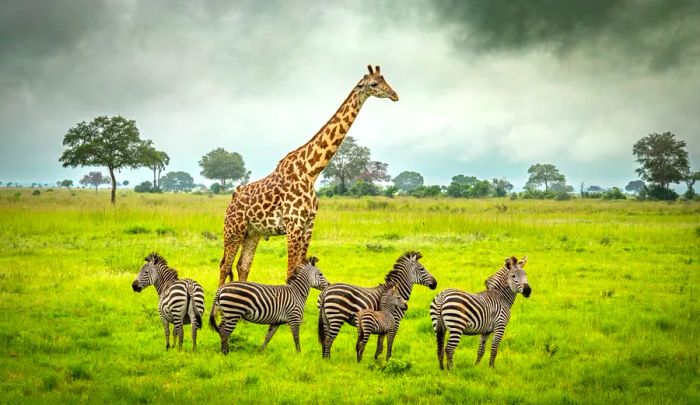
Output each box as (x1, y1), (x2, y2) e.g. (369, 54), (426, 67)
(218, 65), (399, 286)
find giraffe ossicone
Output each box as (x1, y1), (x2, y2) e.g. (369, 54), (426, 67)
(218, 65), (399, 285)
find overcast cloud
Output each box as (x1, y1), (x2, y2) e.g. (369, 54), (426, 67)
(1, 0), (698, 189)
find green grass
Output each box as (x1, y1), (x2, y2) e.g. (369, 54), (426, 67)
(1, 189), (698, 403)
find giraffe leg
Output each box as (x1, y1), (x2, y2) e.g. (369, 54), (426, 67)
(236, 233), (261, 281)
(298, 217), (315, 260)
(219, 229), (245, 286)
(285, 221), (307, 280)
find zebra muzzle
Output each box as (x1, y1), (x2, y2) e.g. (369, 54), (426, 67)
(522, 284), (531, 297)
(132, 281), (142, 292)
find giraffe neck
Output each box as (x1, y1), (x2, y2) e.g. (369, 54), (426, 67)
(284, 88), (368, 181)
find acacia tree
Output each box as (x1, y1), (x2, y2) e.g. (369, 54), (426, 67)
(160, 171), (195, 192)
(526, 163), (566, 191)
(322, 136), (370, 193)
(684, 170), (700, 198)
(59, 179), (74, 189)
(393, 171), (424, 192)
(59, 116), (147, 204)
(79, 172), (110, 193)
(632, 132), (689, 190)
(625, 180), (645, 195)
(199, 148), (246, 188)
(139, 142), (170, 189)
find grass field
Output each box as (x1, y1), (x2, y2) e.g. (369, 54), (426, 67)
(0, 189), (698, 403)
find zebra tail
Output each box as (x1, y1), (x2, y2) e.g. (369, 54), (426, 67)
(209, 291), (220, 334)
(317, 295), (326, 344)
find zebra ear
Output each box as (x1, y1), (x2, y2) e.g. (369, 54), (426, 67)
(307, 256), (319, 266)
(518, 256), (528, 267)
(504, 257), (513, 269)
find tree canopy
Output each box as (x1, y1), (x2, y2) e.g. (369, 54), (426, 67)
(625, 180), (645, 195)
(526, 163), (566, 191)
(160, 171), (195, 192)
(59, 179), (73, 189)
(393, 171), (424, 192)
(632, 132), (689, 190)
(79, 172), (110, 192)
(139, 142), (170, 189)
(322, 136), (371, 192)
(199, 148), (247, 188)
(59, 115), (147, 204)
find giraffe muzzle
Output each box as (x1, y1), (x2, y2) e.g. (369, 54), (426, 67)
(389, 92), (399, 102)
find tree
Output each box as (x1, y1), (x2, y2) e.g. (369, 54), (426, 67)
(134, 181), (154, 193)
(393, 171), (424, 192)
(683, 170), (700, 198)
(348, 180), (381, 196)
(59, 115), (147, 204)
(139, 142), (170, 189)
(633, 132), (689, 191)
(550, 182), (574, 193)
(160, 171), (195, 192)
(446, 175), (491, 198)
(491, 178), (513, 197)
(526, 163), (566, 191)
(587, 185), (603, 192)
(359, 161), (391, 184)
(79, 172), (109, 193)
(122, 180), (130, 187)
(59, 179), (73, 189)
(625, 180), (645, 195)
(199, 148), (246, 188)
(322, 136), (371, 192)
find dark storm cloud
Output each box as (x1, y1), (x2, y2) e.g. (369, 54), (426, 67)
(425, 0), (700, 71)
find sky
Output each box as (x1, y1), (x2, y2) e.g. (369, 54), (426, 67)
(1, 0), (699, 190)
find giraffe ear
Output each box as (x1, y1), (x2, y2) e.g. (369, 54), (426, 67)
(375, 65), (380, 74)
(367, 65), (374, 75)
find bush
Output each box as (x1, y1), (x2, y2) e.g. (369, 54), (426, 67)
(383, 185), (399, 198)
(209, 183), (221, 194)
(639, 185), (678, 201)
(602, 187), (626, 200)
(134, 181), (154, 193)
(348, 181), (380, 197)
(32, 190), (41, 196)
(409, 185), (443, 198)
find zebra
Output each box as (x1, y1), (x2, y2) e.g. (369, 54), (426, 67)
(355, 285), (408, 363)
(209, 257), (329, 354)
(430, 256), (531, 370)
(131, 252), (205, 351)
(318, 251), (437, 359)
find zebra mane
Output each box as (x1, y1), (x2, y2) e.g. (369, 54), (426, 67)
(385, 251), (422, 284)
(145, 252), (167, 266)
(287, 256), (319, 285)
(144, 252), (178, 278)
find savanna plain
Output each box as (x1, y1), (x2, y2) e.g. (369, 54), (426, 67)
(0, 189), (698, 404)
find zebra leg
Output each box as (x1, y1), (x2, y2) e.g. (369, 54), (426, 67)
(162, 318), (171, 350)
(373, 334), (385, 360)
(436, 322), (446, 370)
(385, 332), (396, 361)
(260, 324), (280, 352)
(174, 321), (184, 350)
(445, 330), (462, 370)
(290, 322), (301, 353)
(236, 233), (260, 281)
(475, 333), (489, 365)
(219, 318), (239, 355)
(322, 321), (342, 359)
(489, 327), (505, 368)
(356, 330), (370, 363)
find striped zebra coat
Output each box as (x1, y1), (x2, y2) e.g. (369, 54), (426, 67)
(132, 253), (205, 351)
(430, 256), (531, 369)
(318, 251), (437, 359)
(355, 285), (408, 362)
(209, 257), (329, 354)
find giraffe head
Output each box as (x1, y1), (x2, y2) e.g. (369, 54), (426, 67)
(355, 65), (399, 101)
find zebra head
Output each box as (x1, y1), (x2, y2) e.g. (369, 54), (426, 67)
(380, 285), (408, 312)
(131, 253), (164, 292)
(389, 251), (438, 291)
(299, 256), (330, 291)
(505, 256), (531, 298)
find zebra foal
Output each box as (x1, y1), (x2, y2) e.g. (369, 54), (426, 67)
(209, 257), (329, 354)
(355, 285), (407, 363)
(430, 256), (531, 369)
(132, 252), (205, 351)
(318, 251), (437, 359)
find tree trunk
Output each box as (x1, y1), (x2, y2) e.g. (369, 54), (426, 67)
(157, 167), (162, 188)
(152, 165), (157, 188)
(544, 179), (549, 191)
(109, 167), (116, 205)
(94, 185), (98, 194)
(220, 179), (226, 188)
